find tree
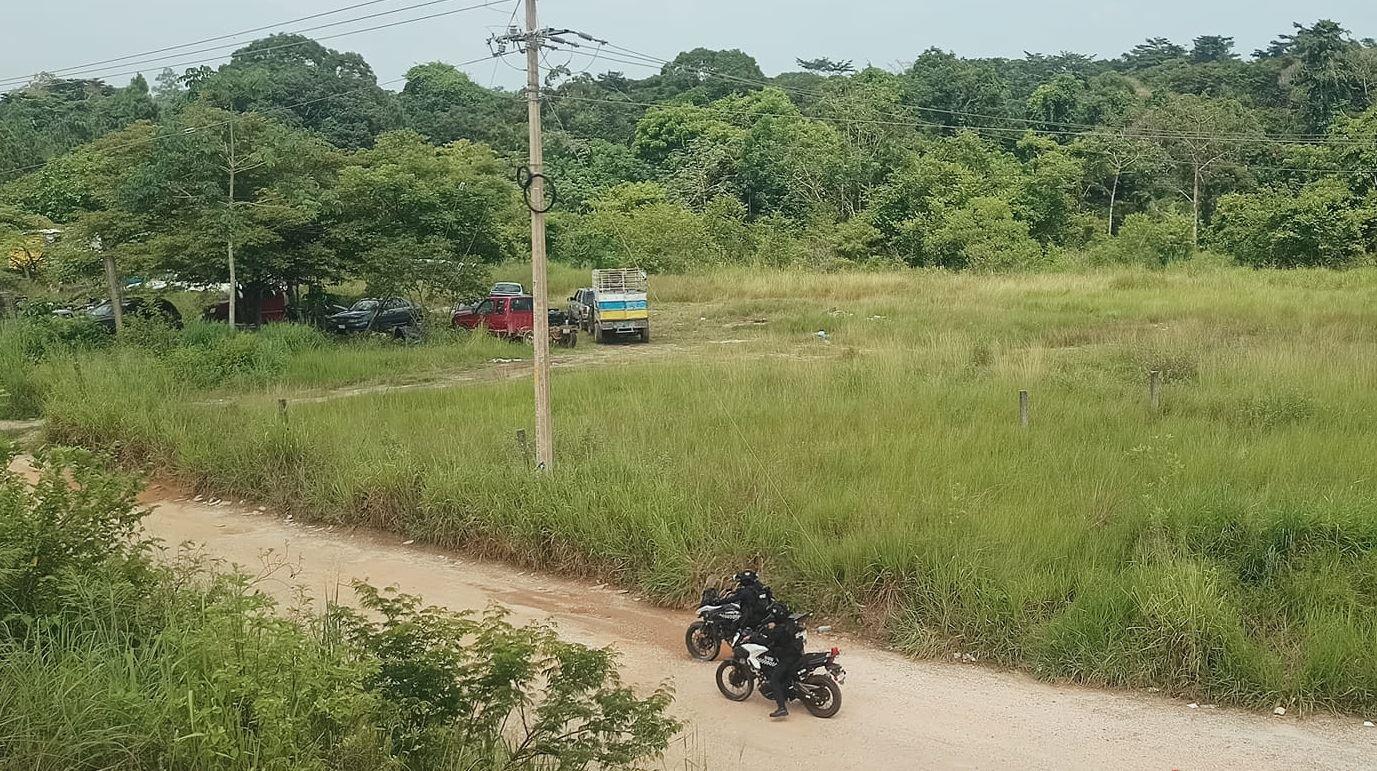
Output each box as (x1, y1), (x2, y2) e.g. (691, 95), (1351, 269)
(327, 131), (521, 303)
(185, 34), (399, 149)
(0, 76), (156, 182)
(400, 62), (523, 151)
(1122, 38), (1187, 69)
(1139, 95), (1263, 246)
(125, 105), (339, 323)
(0, 205), (54, 279)
(562, 183), (715, 272)
(1326, 105), (1377, 195)
(6, 123), (159, 328)
(1073, 127), (1168, 234)
(1291, 20), (1360, 131)
(658, 48), (766, 102)
(1027, 74), (1088, 129)
(904, 49), (1012, 130)
(1190, 36), (1238, 63)
(795, 57), (855, 75)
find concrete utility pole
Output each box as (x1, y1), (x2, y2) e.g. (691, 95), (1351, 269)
(226, 120), (237, 329)
(94, 235), (124, 333)
(524, 0), (554, 470)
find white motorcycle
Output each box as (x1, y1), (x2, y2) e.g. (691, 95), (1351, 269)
(713, 614), (846, 718)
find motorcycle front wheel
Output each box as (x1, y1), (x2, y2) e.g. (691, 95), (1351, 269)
(715, 661), (755, 701)
(685, 622), (721, 661)
(798, 674), (842, 718)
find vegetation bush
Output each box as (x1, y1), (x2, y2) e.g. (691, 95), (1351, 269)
(926, 197), (1047, 272)
(1210, 180), (1376, 268)
(1094, 211), (1196, 267)
(0, 446), (678, 769)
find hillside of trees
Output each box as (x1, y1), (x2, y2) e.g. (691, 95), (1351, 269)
(3, 20), (1377, 299)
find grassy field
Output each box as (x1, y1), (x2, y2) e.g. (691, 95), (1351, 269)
(29, 264), (1377, 712)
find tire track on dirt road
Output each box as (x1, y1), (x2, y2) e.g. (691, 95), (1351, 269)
(100, 475), (1376, 770)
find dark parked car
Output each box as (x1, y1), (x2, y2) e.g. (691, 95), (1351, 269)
(55, 296), (182, 332)
(325, 298), (421, 336)
(567, 288), (596, 332)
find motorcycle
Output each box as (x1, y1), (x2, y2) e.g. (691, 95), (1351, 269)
(713, 615), (846, 718)
(685, 587), (744, 661)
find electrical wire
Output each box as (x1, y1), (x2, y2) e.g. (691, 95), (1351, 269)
(0, 0), (509, 90)
(0, 0), (401, 83)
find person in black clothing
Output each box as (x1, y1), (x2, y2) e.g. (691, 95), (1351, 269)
(721, 570), (774, 631)
(759, 605), (806, 718)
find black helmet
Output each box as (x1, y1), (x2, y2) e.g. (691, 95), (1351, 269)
(734, 570), (759, 586)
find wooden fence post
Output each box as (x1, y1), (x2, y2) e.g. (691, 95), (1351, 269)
(1019, 389), (1030, 428)
(1149, 370), (1162, 413)
(516, 429), (529, 465)
(277, 398), (288, 423)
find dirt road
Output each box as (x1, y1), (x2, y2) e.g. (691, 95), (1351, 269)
(112, 491), (1375, 770)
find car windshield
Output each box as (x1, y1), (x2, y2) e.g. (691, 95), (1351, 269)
(349, 300), (379, 312)
(493, 283), (522, 293)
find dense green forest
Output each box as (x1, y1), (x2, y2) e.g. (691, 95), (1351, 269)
(3, 19), (1377, 298)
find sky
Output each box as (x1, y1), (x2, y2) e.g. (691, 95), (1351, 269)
(3, 0), (1376, 93)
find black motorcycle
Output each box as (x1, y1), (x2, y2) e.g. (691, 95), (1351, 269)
(685, 587), (744, 661)
(713, 616), (846, 718)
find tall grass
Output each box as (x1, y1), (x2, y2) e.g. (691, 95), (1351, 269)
(40, 265), (1377, 712)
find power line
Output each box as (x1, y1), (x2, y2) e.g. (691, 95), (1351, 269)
(0, 0), (400, 83)
(0, 0), (509, 90)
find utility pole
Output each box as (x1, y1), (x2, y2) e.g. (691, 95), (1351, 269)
(491, 1), (596, 472)
(226, 120), (237, 330)
(93, 235), (124, 333)
(523, 0), (554, 470)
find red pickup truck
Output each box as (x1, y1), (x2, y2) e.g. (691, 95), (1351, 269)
(451, 294), (577, 347)
(452, 294), (534, 337)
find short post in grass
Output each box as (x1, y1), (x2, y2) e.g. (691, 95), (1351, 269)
(516, 429), (529, 467)
(1149, 370), (1162, 414)
(277, 398), (288, 423)
(1019, 389), (1030, 428)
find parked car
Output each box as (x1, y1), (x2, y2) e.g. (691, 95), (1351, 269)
(54, 296), (182, 332)
(568, 288), (596, 332)
(452, 294), (577, 347)
(490, 281), (525, 296)
(325, 298), (421, 336)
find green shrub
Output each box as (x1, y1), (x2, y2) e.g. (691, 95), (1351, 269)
(1211, 180), (1369, 268)
(0, 448), (679, 769)
(257, 322), (328, 352)
(1096, 211), (1195, 266)
(927, 197), (1046, 272)
(165, 333), (288, 388)
(177, 319), (237, 349)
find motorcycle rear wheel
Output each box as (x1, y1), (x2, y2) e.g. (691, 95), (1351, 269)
(715, 661), (755, 701)
(799, 674), (842, 718)
(685, 622), (721, 660)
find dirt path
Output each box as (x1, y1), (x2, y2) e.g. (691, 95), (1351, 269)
(116, 489), (1374, 770)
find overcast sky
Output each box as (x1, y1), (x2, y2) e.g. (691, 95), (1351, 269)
(4, 0), (1375, 92)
